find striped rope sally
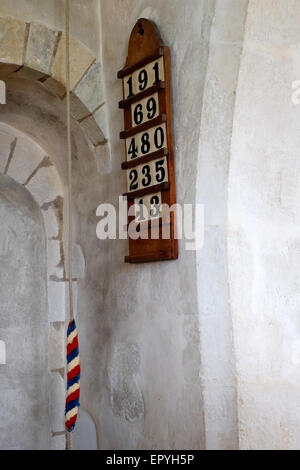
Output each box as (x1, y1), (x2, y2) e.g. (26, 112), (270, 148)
(66, 319), (80, 432)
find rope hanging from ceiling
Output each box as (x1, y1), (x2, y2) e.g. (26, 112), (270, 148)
(65, 0), (80, 450)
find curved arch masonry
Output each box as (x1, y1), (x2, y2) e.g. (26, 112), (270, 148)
(0, 80), (5, 103)
(0, 17), (107, 449)
(0, 17), (110, 173)
(0, 123), (87, 449)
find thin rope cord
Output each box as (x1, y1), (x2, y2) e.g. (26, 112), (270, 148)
(67, 430), (73, 451)
(66, 0), (74, 322)
(65, 0), (73, 451)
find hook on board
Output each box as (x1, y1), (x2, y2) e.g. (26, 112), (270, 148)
(137, 20), (144, 36)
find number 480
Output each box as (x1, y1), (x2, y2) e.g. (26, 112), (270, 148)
(127, 126), (165, 160)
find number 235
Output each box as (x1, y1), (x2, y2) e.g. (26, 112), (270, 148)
(128, 159), (167, 192)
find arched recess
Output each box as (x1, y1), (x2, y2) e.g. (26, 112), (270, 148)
(0, 172), (50, 449)
(0, 17), (107, 450)
(0, 123), (68, 450)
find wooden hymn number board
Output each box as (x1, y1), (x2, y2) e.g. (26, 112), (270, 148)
(118, 19), (178, 263)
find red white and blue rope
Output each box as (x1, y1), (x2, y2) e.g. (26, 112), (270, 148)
(65, 319), (80, 432)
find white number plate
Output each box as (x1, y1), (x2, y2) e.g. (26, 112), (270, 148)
(127, 157), (168, 193)
(134, 192), (162, 222)
(126, 123), (166, 161)
(123, 57), (164, 99)
(131, 93), (159, 128)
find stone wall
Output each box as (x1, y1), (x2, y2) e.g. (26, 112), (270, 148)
(0, 4), (107, 448)
(0, 70), (101, 448)
(0, 123), (67, 449)
(0, 0), (100, 56)
(0, 15), (109, 172)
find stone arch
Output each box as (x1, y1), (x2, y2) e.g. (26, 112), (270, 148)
(0, 122), (72, 449)
(0, 17), (102, 450)
(0, 16), (110, 173)
(0, 119), (88, 449)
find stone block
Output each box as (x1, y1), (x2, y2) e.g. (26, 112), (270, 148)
(94, 143), (111, 175)
(0, 130), (15, 173)
(25, 23), (59, 75)
(51, 33), (95, 90)
(74, 62), (104, 113)
(67, 92), (89, 121)
(50, 372), (65, 432)
(42, 205), (59, 239)
(93, 104), (108, 139)
(26, 165), (63, 206)
(47, 239), (63, 279)
(48, 281), (66, 322)
(13, 65), (46, 81)
(49, 322), (65, 370)
(0, 18), (27, 65)
(80, 115), (105, 146)
(0, 80), (5, 104)
(0, 63), (19, 80)
(7, 136), (46, 185)
(42, 77), (66, 98)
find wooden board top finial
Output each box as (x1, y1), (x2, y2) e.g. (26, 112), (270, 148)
(125, 18), (164, 68)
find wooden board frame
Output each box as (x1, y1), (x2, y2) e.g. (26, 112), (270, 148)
(118, 18), (178, 264)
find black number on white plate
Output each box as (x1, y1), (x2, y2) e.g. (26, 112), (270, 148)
(134, 197), (146, 222)
(153, 126), (164, 149)
(152, 61), (160, 84)
(138, 69), (148, 91)
(141, 164), (152, 187)
(126, 76), (134, 98)
(134, 192), (162, 222)
(127, 137), (138, 159)
(149, 194), (161, 218)
(126, 123), (166, 161)
(127, 157), (168, 193)
(132, 93), (159, 127)
(129, 169), (138, 192)
(141, 132), (151, 155)
(123, 57), (164, 99)
(133, 103), (143, 126)
(137, 198), (147, 222)
(154, 159), (166, 183)
(153, 157), (168, 185)
(146, 97), (157, 120)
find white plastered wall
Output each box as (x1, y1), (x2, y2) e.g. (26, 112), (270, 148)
(229, 0), (300, 450)
(97, 0), (248, 450)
